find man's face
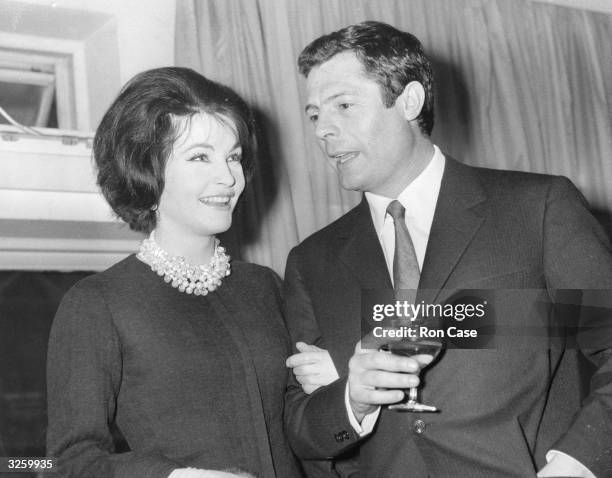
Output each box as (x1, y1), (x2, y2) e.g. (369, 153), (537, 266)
(305, 51), (418, 197)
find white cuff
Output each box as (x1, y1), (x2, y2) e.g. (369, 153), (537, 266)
(344, 382), (381, 436)
(536, 450), (596, 478)
(168, 468), (202, 478)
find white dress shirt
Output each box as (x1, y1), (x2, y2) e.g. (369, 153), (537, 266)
(365, 144), (445, 278)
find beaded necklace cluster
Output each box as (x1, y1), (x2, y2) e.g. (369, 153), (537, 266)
(137, 232), (231, 295)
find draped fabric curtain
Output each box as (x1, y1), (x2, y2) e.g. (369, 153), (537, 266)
(175, 0), (612, 275)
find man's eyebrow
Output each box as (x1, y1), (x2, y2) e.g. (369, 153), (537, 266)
(305, 91), (358, 113)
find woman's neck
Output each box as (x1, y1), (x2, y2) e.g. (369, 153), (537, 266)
(153, 227), (216, 265)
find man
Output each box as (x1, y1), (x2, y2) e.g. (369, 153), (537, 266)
(283, 21), (612, 477)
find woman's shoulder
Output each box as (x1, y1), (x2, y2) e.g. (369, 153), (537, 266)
(60, 254), (148, 304)
(51, 256), (138, 337)
(230, 260), (282, 290)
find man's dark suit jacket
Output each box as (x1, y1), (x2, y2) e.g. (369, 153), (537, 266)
(283, 157), (612, 478)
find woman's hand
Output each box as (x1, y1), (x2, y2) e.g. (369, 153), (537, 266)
(286, 342), (340, 394)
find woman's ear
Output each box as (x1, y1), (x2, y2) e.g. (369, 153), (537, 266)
(395, 81), (425, 122)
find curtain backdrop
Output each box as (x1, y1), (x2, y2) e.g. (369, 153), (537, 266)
(175, 0), (612, 275)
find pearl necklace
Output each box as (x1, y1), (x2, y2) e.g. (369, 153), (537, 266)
(137, 232), (231, 295)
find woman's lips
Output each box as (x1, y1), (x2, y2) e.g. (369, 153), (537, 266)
(199, 195), (233, 207)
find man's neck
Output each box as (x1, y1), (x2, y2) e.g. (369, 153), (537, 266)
(374, 137), (434, 198)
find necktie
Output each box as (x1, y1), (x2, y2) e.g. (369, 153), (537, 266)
(386, 200), (420, 298)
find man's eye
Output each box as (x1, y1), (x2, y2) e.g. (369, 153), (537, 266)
(308, 114), (319, 123)
(338, 103), (353, 110)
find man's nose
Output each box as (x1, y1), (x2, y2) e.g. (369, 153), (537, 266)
(315, 113), (340, 140)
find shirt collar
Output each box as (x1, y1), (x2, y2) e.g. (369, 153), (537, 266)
(365, 145), (446, 238)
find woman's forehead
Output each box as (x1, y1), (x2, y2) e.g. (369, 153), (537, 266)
(171, 112), (239, 150)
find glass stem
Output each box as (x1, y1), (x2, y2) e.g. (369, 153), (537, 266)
(408, 387), (418, 403)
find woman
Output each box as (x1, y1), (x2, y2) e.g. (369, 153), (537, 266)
(46, 67), (302, 478)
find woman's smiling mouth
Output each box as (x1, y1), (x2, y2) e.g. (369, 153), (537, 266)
(199, 194), (234, 207)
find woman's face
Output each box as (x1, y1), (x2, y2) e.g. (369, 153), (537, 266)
(156, 111), (246, 242)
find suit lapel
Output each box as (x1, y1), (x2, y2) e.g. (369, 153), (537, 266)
(336, 198), (392, 290)
(419, 158), (487, 304)
(328, 160), (487, 339)
(333, 199), (392, 344)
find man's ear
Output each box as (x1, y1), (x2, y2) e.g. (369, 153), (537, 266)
(395, 81), (425, 122)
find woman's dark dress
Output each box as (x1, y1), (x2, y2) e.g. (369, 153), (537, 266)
(47, 255), (301, 477)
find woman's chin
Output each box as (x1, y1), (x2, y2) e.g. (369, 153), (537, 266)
(200, 217), (234, 237)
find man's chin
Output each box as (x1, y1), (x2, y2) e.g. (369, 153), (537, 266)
(337, 173), (364, 192)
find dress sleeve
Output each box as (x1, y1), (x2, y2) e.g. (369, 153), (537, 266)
(46, 278), (180, 478)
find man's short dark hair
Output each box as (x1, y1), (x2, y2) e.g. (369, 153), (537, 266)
(94, 67), (256, 233)
(298, 21), (434, 136)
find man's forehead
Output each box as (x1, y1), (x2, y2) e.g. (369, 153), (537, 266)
(306, 51), (367, 83)
(305, 53), (374, 100)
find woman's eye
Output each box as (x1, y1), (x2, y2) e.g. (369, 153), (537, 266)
(338, 103), (353, 110)
(228, 153), (242, 163)
(308, 114), (318, 123)
(189, 154), (209, 162)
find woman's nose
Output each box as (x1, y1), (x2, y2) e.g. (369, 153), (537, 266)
(213, 161), (236, 187)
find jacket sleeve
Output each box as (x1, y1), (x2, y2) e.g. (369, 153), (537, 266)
(46, 279), (180, 478)
(542, 176), (612, 477)
(282, 249), (363, 460)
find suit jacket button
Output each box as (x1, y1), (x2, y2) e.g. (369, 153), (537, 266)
(412, 419), (426, 434)
(334, 432), (344, 442)
(342, 430), (350, 440)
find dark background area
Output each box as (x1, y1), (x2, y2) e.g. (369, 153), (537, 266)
(0, 271), (91, 476)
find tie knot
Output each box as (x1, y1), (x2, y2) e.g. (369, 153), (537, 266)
(386, 200), (405, 221)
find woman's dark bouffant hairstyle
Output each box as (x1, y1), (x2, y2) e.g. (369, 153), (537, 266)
(298, 21), (435, 136)
(94, 67), (256, 233)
